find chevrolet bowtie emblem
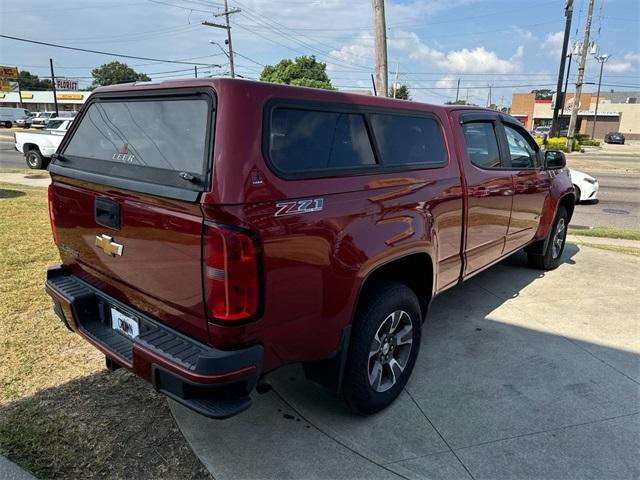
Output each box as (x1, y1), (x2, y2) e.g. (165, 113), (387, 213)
(95, 234), (123, 257)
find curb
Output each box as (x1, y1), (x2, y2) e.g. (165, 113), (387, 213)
(0, 456), (37, 480)
(567, 234), (640, 249)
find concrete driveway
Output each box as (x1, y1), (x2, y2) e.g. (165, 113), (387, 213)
(172, 244), (640, 480)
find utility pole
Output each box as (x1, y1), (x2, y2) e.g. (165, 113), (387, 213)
(560, 51), (574, 119)
(49, 58), (59, 117)
(194, 66), (198, 78)
(591, 54), (609, 139)
(487, 85), (492, 108)
(455, 78), (460, 103)
(567, 0), (594, 152)
(371, 0), (388, 97)
(551, 0), (574, 137)
(202, 0), (240, 78)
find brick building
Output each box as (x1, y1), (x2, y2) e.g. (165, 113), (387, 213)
(511, 91), (639, 140)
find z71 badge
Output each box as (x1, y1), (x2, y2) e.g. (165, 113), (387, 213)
(275, 198), (324, 217)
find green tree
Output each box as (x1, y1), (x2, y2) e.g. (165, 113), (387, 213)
(445, 99), (468, 105)
(18, 71), (52, 91)
(90, 61), (150, 88)
(531, 89), (553, 100)
(389, 84), (411, 100)
(260, 56), (333, 90)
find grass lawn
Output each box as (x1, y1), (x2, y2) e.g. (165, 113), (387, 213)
(0, 183), (210, 479)
(568, 226), (640, 241)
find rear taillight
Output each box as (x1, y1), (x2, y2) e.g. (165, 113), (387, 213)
(47, 184), (59, 245)
(205, 224), (260, 322)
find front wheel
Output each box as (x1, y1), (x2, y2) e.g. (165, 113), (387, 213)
(528, 206), (568, 270)
(25, 149), (44, 169)
(342, 282), (421, 415)
(573, 185), (581, 204)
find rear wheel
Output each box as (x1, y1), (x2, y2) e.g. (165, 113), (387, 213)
(573, 185), (581, 204)
(528, 206), (568, 270)
(3, 121), (11, 128)
(25, 149), (44, 169)
(342, 282), (421, 414)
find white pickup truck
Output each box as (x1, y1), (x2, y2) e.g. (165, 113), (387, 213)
(14, 118), (73, 169)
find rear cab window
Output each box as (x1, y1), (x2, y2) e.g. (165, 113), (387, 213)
(55, 90), (214, 201)
(265, 102), (448, 178)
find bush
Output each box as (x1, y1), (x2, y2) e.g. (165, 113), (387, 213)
(534, 137), (545, 146)
(546, 137), (568, 150)
(575, 133), (590, 142)
(580, 139), (600, 146)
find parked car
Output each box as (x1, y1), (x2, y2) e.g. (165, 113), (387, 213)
(0, 107), (30, 128)
(532, 126), (551, 138)
(14, 118), (73, 169)
(15, 112), (36, 128)
(31, 111), (56, 128)
(570, 169), (599, 203)
(604, 132), (625, 144)
(44, 79), (575, 419)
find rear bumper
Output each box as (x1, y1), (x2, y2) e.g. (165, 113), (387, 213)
(45, 265), (263, 419)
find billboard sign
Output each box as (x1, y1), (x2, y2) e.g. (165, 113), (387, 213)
(0, 66), (18, 79)
(56, 79), (79, 90)
(0, 80), (19, 92)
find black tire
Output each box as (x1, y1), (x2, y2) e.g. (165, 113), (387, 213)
(528, 206), (568, 270)
(3, 121), (12, 128)
(342, 281), (421, 415)
(25, 149), (44, 169)
(573, 185), (581, 204)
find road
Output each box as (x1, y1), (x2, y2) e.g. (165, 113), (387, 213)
(1, 130), (638, 228)
(568, 153), (640, 229)
(0, 131), (24, 169)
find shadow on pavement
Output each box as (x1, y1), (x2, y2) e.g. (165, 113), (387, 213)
(170, 244), (640, 480)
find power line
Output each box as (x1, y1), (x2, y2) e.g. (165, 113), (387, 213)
(0, 34), (221, 66)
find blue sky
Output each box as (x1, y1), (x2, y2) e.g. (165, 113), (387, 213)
(1, 0), (638, 105)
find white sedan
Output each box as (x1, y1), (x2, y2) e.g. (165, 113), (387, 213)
(570, 169), (599, 204)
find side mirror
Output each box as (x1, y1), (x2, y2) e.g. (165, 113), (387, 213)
(545, 150), (566, 169)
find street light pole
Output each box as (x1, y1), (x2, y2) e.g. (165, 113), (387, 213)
(591, 54), (609, 139)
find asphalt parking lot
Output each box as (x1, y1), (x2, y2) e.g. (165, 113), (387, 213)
(171, 244), (639, 480)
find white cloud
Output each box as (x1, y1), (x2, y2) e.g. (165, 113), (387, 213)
(511, 27), (537, 42)
(604, 51), (640, 73)
(436, 46), (523, 74)
(542, 31), (564, 57)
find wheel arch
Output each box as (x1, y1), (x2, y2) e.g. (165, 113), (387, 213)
(23, 143), (40, 154)
(354, 252), (434, 323)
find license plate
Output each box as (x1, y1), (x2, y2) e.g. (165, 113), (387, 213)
(111, 308), (139, 339)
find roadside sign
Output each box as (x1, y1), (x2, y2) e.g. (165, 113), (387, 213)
(0, 65), (18, 79)
(56, 78), (79, 90)
(57, 93), (83, 100)
(0, 80), (19, 92)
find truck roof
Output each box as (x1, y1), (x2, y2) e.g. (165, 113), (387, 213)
(92, 78), (492, 116)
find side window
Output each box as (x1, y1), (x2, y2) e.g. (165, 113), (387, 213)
(462, 122), (501, 169)
(504, 124), (538, 169)
(269, 108), (376, 173)
(369, 114), (447, 166)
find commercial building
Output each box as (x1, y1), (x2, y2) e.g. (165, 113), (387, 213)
(511, 91), (639, 140)
(0, 90), (88, 112)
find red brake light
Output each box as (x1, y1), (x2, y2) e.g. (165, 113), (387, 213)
(48, 184), (59, 245)
(205, 225), (259, 322)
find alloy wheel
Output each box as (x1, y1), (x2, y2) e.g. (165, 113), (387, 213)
(551, 217), (566, 259)
(367, 310), (413, 392)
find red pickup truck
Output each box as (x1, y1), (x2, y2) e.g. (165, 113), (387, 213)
(45, 79), (574, 418)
